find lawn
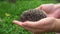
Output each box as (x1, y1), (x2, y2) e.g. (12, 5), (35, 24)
(0, 0), (59, 34)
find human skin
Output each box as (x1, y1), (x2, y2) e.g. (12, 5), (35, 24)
(13, 4), (60, 34)
(36, 4), (60, 18)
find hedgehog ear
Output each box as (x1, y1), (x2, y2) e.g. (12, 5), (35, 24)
(41, 10), (47, 16)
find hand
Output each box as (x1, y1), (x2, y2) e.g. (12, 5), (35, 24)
(13, 17), (56, 33)
(36, 4), (60, 18)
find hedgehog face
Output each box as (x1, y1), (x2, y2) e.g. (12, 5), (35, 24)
(20, 9), (47, 22)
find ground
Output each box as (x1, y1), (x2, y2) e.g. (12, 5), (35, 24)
(0, 0), (59, 34)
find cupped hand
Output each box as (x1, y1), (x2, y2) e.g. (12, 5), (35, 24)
(36, 4), (60, 18)
(13, 17), (56, 33)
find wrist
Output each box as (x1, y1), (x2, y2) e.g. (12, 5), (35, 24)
(54, 19), (60, 33)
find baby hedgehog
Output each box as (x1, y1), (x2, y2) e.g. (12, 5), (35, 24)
(20, 9), (47, 22)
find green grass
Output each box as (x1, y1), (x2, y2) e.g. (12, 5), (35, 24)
(0, 0), (58, 34)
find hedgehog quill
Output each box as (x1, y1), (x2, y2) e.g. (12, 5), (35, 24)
(20, 9), (47, 22)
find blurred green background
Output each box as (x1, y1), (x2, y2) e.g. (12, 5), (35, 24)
(0, 0), (59, 34)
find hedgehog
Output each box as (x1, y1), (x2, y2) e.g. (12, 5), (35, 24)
(20, 9), (47, 22)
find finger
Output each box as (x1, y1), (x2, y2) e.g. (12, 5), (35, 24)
(13, 20), (39, 29)
(22, 21), (39, 28)
(13, 20), (24, 26)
